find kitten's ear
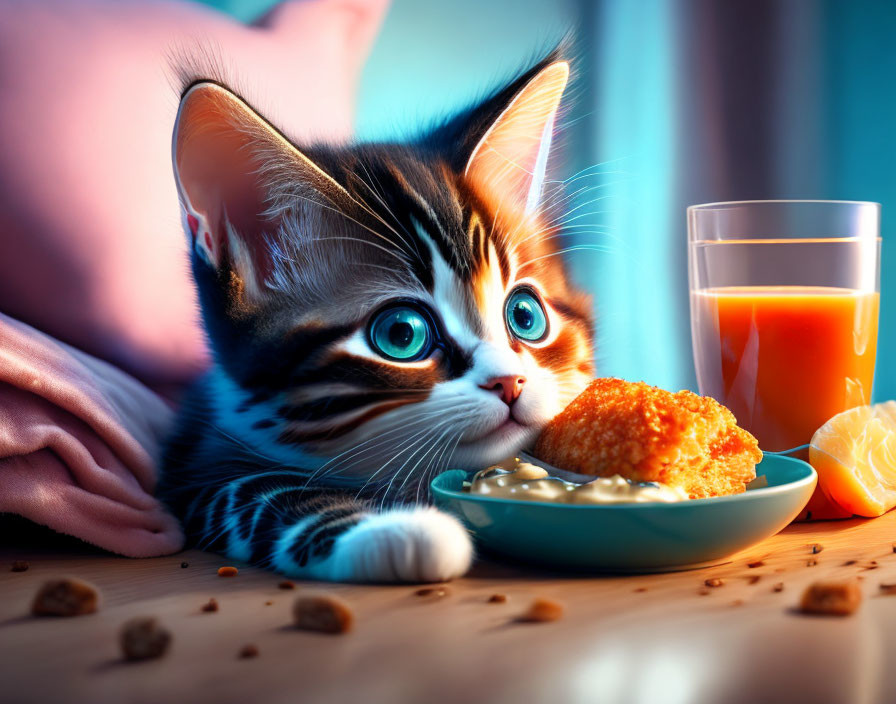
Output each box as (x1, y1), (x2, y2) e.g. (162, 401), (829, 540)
(172, 82), (345, 295)
(462, 61), (569, 217)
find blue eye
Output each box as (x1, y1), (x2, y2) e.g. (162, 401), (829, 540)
(368, 305), (432, 361)
(505, 287), (548, 342)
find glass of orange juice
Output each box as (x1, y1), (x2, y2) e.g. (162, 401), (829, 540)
(688, 200), (880, 514)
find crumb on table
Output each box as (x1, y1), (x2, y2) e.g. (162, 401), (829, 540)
(518, 598), (564, 623)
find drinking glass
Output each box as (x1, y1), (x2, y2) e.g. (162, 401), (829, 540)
(688, 200), (881, 452)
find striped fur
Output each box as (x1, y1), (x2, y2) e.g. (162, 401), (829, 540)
(158, 48), (595, 583)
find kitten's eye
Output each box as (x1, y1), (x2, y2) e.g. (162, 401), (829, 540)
(505, 287), (548, 342)
(368, 306), (432, 361)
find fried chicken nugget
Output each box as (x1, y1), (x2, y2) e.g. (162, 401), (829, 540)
(534, 378), (761, 498)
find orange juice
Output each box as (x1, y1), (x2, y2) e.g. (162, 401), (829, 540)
(691, 286), (879, 452)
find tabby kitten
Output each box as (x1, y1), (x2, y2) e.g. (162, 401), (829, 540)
(158, 50), (594, 583)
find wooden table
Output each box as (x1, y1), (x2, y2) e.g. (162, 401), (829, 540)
(2, 513), (895, 704)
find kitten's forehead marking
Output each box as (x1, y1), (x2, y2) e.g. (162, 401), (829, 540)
(477, 239), (515, 343)
(411, 217), (481, 349)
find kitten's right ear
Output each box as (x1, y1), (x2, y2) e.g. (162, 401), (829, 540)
(172, 82), (347, 295)
(462, 61), (568, 219)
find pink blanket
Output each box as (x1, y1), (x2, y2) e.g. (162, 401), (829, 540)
(0, 313), (182, 557)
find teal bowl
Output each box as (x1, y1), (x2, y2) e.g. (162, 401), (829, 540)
(431, 453), (816, 572)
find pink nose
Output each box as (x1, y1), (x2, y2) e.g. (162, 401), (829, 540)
(479, 375), (526, 405)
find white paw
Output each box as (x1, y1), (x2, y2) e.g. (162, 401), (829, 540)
(317, 508), (473, 583)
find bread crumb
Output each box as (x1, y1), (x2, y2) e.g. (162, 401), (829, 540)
(180, 562), (189, 569)
(238, 644), (259, 659)
(488, 593), (507, 603)
(217, 566), (239, 577)
(120, 617), (171, 661)
(879, 583), (896, 595)
(747, 560), (765, 568)
(293, 593), (353, 634)
(748, 575), (761, 585)
(11, 560), (29, 572)
(811, 544), (824, 554)
(31, 578), (99, 617)
(201, 598), (218, 613)
(415, 586), (450, 599)
(519, 598), (564, 623)
(278, 580), (296, 590)
(704, 578), (724, 588)
(799, 581), (862, 616)
(773, 583), (785, 592)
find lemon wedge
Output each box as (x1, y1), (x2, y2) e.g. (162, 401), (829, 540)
(809, 401), (896, 517)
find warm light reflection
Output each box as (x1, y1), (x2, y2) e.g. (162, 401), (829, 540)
(570, 641), (702, 704)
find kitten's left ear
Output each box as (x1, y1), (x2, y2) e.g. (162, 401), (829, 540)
(172, 81), (347, 296)
(462, 60), (569, 217)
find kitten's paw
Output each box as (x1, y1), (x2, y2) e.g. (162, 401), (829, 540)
(320, 508), (473, 583)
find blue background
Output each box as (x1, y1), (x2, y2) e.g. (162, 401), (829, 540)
(201, 0), (895, 402)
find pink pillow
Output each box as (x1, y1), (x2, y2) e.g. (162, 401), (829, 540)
(0, 0), (387, 390)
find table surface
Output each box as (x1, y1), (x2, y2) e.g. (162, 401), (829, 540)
(2, 512), (896, 704)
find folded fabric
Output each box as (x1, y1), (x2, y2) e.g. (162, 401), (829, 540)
(0, 312), (183, 557)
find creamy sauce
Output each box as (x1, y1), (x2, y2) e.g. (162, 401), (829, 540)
(466, 459), (689, 504)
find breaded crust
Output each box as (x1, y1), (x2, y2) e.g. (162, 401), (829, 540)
(534, 378), (761, 498)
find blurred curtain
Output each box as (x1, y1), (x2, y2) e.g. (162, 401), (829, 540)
(579, 0), (894, 401)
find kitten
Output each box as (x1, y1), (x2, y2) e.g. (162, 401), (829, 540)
(158, 49), (594, 583)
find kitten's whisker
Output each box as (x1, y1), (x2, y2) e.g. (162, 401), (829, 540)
(553, 209), (614, 228)
(529, 230), (621, 247)
(269, 252), (400, 277)
(551, 193), (614, 221)
(192, 417), (289, 467)
(538, 188), (623, 225)
(311, 236), (414, 265)
(538, 182), (602, 212)
(496, 184), (590, 246)
(278, 191), (415, 266)
(282, 163), (421, 259)
(549, 158), (631, 183)
(302, 408), (458, 487)
(424, 427), (464, 499)
(516, 222), (616, 248)
(552, 169), (630, 188)
(359, 417), (456, 503)
(370, 403), (468, 503)
(518, 244), (612, 268)
(499, 181), (616, 249)
(416, 428), (462, 505)
(354, 160), (424, 262)
(537, 222), (615, 230)
(391, 421), (457, 503)
(307, 397), (469, 484)
(433, 432), (463, 498)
